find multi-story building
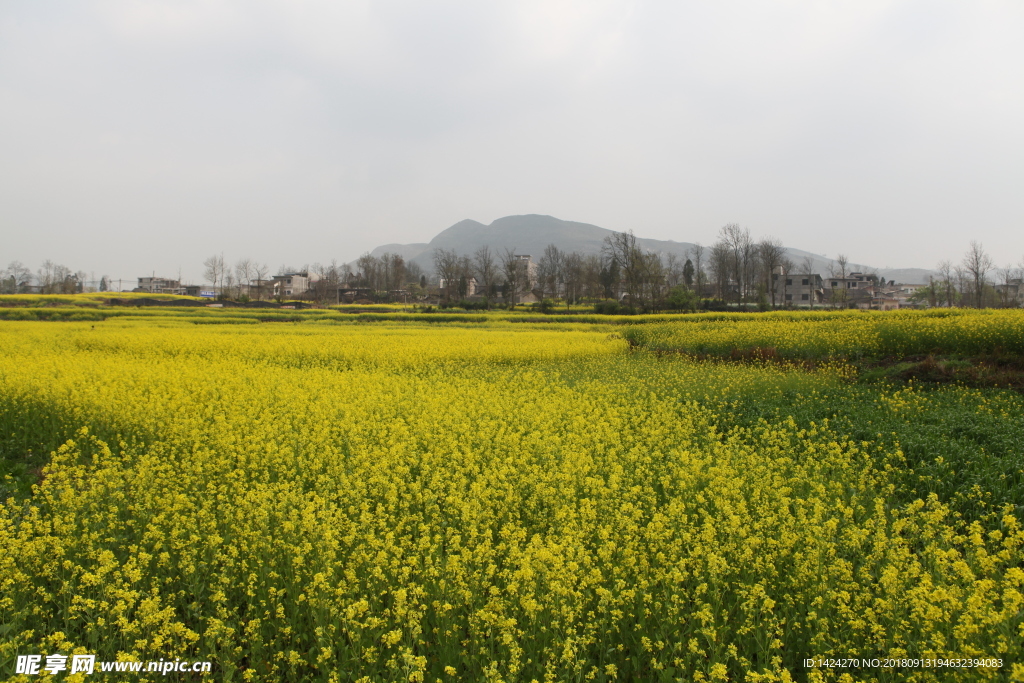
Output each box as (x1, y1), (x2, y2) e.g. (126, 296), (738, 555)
(825, 272), (874, 291)
(994, 278), (1024, 306)
(773, 272), (824, 307)
(438, 276), (478, 297)
(135, 277), (185, 294)
(270, 272), (311, 297)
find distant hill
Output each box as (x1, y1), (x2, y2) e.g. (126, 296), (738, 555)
(370, 215), (628, 271)
(370, 214), (934, 284)
(367, 242), (430, 263)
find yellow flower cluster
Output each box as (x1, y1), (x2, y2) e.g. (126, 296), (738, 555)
(624, 308), (1024, 359)
(0, 320), (1021, 682)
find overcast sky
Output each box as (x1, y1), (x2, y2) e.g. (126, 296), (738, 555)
(2, 0), (1022, 285)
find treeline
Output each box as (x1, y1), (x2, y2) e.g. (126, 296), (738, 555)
(8, 232), (1020, 311)
(430, 238), (686, 309)
(920, 242), (1024, 308)
(0, 260), (99, 294)
(350, 254), (425, 293)
(429, 225), (801, 312)
(304, 254), (426, 303)
(198, 253), (427, 304)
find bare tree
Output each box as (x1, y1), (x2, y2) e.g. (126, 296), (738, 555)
(37, 260), (56, 293)
(56, 265), (75, 294)
(598, 253), (619, 300)
(1017, 256), (1024, 308)
(376, 253), (406, 293)
(433, 248), (463, 302)
(637, 251), (666, 311)
(250, 262), (269, 301)
(4, 261), (31, 293)
(582, 254), (603, 300)
(562, 251), (584, 307)
(997, 264), (1016, 308)
(663, 253), (681, 288)
(473, 246), (496, 300)
(688, 243), (705, 298)
(709, 241), (731, 301)
(757, 237), (786, 308)
(936, 260), (955, 307)
(925, 276), (938, 307)
(235, 259), (253, 299)
(603, 231), (648, 309)
(717, 225), (739, 301)
(718, 224), (755, 302)
(203, 254), (226, 292)
(393, 255), (407, 292)
(829, 254), (849, 309)
(35, 262), (76, 294)
(538, 244), (564, 299)
(404, 261), (423, 287)
(778, 257), (794, 306)
(834, 254), (849, 278)
(307, 262), (335, 305)
(223, 272), (236, 299)
(962, 241), (994, 308)
(378, 256), (392, 293)
(741, 232), (756, 302)
(954, 265), (968, 305)
(500, 248), (528, 306)
(458, 255), (473, 296)
(356, 253), (378, 291)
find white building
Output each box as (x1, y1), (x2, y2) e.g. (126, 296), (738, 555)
(270, 272), (312, 297)
(135, 277), (184, 294)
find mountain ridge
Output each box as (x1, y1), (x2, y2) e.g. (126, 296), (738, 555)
(369, 214), (935, 284)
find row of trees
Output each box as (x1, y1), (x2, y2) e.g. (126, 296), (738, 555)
(434, 245), (612, 306)
(426, 235), (704, 310)
(200, 252), (430, 304)
(1, 260), (98, 294)
(9, 237), (1021, 310)
(212, 238), (1021, 310)
(201, 254), (277, 301)
(921, 241), (1023, 308)
(705, 225), (791, 305)
(350, 254), (424, 294)
(432, 246), (540, 305)
(600, 227), (809, 310)
(303, 255), (425, 304)
(426, 228), (796, 311)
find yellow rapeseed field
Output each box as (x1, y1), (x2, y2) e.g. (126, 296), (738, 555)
(623, 308), (1024, 359)
(0, 318), (1021, 682)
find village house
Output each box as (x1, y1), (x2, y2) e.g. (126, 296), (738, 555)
(134, 277), (186, 295)
(995, 278), (1024, 306)
(849, 288), (900, 311)
(767, 269), (915, 310)
(270, 272), (312, 297)
(773, 272), (824, 307)
(826, 272), (873, 291)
